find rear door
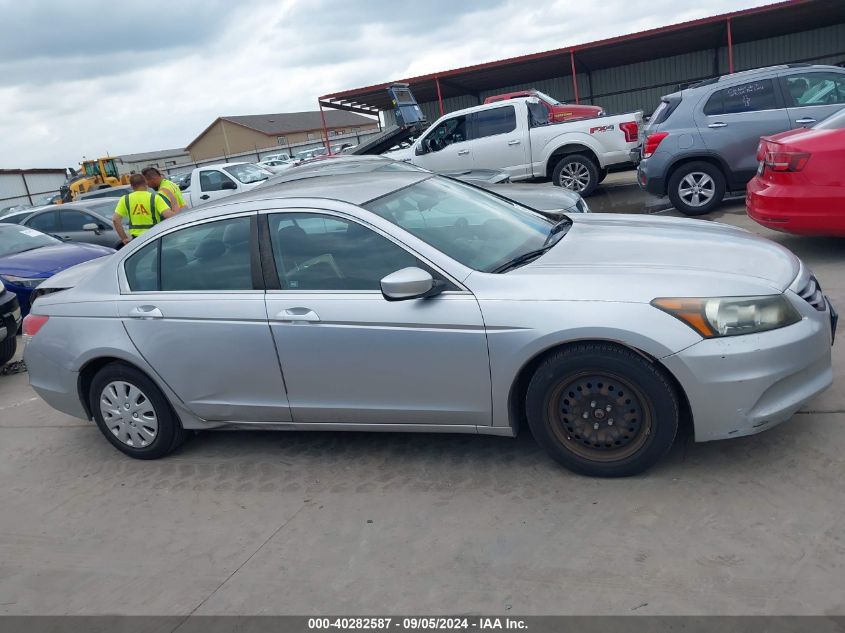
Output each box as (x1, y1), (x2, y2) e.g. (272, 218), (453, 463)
(467, 104), (531, 178)
(57, 209), (116, 247)
(412, 113), (473, 171)
(778, 70), (845, 128)
(117, 214), (291, 423)
(696, 78), (791, 184)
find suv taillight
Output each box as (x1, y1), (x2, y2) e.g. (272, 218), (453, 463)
(22, 314), (49, 337)
(764, 148), (810, 172)
(642, 131), (669, 158)
(619, 121), (639, 143)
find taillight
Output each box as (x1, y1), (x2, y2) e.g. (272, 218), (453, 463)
(22, 314), (49, 337)
(764, 149), (810, 172)
(620, 121), (639, 143)
(643, 131), (668, 158)
(756, 140), (769, 162)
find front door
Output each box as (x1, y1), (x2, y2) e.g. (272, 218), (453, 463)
(779, 70), (845, 129)
(412, 113), (474, 172)
(262, 211), (491, 427)
(196, 169), (237, 204)
(117, 214), (291, 423)
(468, 105), (531, 178)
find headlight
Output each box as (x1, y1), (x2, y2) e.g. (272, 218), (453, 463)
(651, 295), (801, 338)
(0, 275), (47, 289)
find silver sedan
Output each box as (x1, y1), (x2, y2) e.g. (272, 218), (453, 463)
(23, 171), (835, 476)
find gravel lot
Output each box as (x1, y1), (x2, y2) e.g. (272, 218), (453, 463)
(1, 199), (843, 616)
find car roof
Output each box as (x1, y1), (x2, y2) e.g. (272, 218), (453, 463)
(265, 155), (416, 183)
(685, 63), (844, 93)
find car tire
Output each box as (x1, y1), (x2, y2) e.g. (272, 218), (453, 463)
(552, 154), (599, 196)
(0, 335), (16, 367)
(525, 343), (679, 477)
(597, 168), (609, 184)
(667, 161), (725, 216)
(89, 362), (188, 459)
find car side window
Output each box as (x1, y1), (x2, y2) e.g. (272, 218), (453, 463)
(781, 72), (845, 107)
(472, 105), (517, 138)
(268, 213), (420, 291)
(703, 79), (777, 115)
(60, 210), (98, 231)
(27, 211), (59, 233)
(422, 115), (468, 152)
(124, 217), (254, 292)
(199, 170), (236, 192)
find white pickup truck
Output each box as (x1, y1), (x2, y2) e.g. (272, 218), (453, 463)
(181, 162), (273, 207)
(386, 97), (642, 195)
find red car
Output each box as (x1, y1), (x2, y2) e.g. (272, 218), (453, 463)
(747, 108), (845, 236)
(483, 89), (604, 123)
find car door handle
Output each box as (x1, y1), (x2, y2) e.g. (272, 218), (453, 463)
(708, 122), (728, 128)
(200, 194), (210, 200)
(128, 305), (163, 319)
(507, 139), (521, 145)
(276, 308), (320, 323)
(457, 149), (470, 156)
(796, 118), (816, 125)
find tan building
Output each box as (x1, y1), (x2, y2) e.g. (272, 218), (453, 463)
(187, 110), (379, 161)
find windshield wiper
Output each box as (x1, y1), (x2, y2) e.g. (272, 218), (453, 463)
(543, 217), (573, 246)
(490, 245), (554, 274)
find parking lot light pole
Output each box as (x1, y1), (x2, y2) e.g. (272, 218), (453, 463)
(570, 50), (580, 104)
(727, 17), (734, 74)
(318, 101), (331, 154)
(435, 76), (444, 116)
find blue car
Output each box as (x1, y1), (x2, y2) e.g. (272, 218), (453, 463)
(0, 223), (114, 316)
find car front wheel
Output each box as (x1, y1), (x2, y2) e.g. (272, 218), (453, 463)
(667, 162), (725, 215)
(525, 343), (679, 477)
(0, 335), (16, 367)
(89, 362), (188, 459)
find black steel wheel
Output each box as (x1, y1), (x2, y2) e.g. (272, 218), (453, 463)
(526, 343), (679, 477)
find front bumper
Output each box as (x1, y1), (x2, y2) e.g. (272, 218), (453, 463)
(0, 291), (22, 342)
(661, 293), (835, 442)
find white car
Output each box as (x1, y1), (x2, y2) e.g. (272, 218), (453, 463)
(181, 162), (273, 206)
(256, 159), (296, 174)
(387, 97), (642, 196)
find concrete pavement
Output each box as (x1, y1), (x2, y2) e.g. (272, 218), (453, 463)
(1, 201), (843, 616)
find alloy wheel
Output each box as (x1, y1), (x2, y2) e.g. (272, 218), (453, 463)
(678, 171), (715, 207)
(558, 162), (591, 191)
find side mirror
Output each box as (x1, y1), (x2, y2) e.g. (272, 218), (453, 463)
(82, 222), (99, 232)
(380, 267), (444, 301)
(221, 180), (237, 191)
(415, 141), (428, 156)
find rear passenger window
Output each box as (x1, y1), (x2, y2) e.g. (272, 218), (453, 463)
(124, 217), (254, 292)
(472, 106), (517, 138)
(703, 79), (777, 115)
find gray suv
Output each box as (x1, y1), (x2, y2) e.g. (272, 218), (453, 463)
(636, 64), (845, 215)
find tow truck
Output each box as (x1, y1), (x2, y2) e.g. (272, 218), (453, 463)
(351, 83), (427, 155)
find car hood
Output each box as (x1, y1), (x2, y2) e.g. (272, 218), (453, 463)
(482, 182), (581, 211)
(491, 214), (800, 301)
(0, 242), (114, 279)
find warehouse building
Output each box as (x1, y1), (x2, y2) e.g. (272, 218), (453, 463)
(0, 169), (67, 210)
(115, 148), (192, 175)
(188, 110), (379, 161)
(319, 0), (845, 125)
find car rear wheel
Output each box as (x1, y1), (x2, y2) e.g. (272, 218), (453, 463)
(552, 154), (599, 196)
(0, 335), (16, 367)
(667, 162), (725, 215)
(89, 362), (188, 459)
(525, 343), (679, 477)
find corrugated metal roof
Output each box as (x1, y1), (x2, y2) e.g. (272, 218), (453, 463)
(116, 148), (188, 163)
(223, 110), (377, 136)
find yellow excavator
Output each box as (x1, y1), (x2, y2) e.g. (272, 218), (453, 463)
(58, 157), (130, 203)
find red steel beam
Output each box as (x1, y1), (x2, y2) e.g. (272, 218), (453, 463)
(569, 50), (580, 104)
(435, 76), (444, 116)
(318, 101), (331, 154)
(727, 17), (734, 74)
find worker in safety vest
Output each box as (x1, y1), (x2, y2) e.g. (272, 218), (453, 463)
(112, 173), (173, 244)
(142, 166), (187, 213)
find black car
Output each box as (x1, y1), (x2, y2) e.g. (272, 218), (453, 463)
(0, 280), (22, 367)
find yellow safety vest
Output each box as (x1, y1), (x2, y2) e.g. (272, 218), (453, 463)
(120, 191), (169, 237)
(158, 178), (186, 209)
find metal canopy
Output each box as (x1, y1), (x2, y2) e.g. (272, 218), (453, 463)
(319, 0), (845, 115)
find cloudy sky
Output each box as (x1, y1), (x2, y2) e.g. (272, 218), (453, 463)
(1, 0), (774, 168)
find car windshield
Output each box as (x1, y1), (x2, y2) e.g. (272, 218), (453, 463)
(0, 224), (59, 257)
(223, 164), (271, 184)
(364, 176), (555, 272)
(535, 90), (561, 105)
(814, 107), (845, 130)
